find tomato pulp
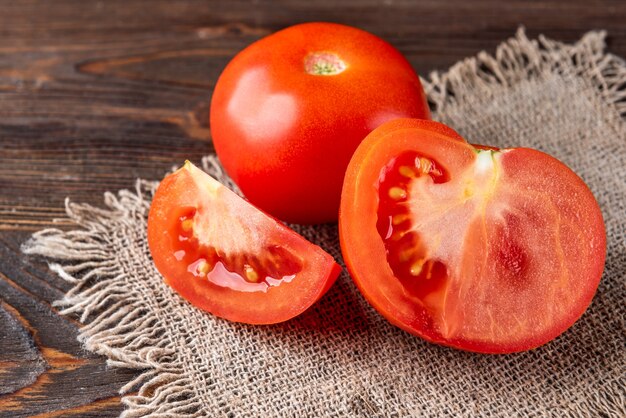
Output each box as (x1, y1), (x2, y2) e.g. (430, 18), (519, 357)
(210, 22), (430, 224)
(147, 162), (341, 324)
(339, 119), (606, 353)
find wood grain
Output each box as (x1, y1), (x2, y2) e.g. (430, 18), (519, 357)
(1, 0), (624, 415)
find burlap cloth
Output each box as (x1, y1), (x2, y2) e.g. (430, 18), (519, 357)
(23, 29), (625, 417)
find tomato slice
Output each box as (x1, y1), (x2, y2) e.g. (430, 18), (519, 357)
(147, 162), (341, 324)
(339, 118), (606, 353)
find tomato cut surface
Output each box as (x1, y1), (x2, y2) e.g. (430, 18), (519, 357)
(339, 119), (606, 353)
(148, 162), (341, 324)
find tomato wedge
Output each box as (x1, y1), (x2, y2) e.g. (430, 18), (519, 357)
(148, 162), (341, 324)
(339, 119), (606, 353)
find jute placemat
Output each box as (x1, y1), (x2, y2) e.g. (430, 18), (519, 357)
(23, 29), (625, 417)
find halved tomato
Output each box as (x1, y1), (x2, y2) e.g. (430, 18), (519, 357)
(147, 162), (341, 324)
(339, 118), (606, 353)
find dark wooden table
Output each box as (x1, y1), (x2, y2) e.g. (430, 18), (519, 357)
(1, 1), (624, 416)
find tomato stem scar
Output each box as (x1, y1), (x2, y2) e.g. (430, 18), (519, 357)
(304, 52), (347, 75)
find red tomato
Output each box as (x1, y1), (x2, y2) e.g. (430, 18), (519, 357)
(147, 161), (341, 324)
(339, 119), (606, 353)
(210, 22), (430, 224)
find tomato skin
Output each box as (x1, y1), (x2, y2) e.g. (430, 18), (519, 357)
(339, 119), (606, 353)
(210, 22), (430, 224)
(147, 162), (341, 325)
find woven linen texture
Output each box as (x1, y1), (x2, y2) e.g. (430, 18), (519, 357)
(23, 29), (626, 417)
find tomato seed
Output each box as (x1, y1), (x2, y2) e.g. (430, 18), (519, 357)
(399, 165), (416, 178)
(244, 265), (259, 282)
(181, 219), (194, 232)
(410, 260), (424, 276)
(389, 186), (407, 200)
(201, 260), (211, 276)
(392, 213), (410, 225)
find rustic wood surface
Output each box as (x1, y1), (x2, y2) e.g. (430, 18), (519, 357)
(0, 0), (624, 416)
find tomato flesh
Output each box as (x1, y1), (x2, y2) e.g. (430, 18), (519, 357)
(175, 207), (302, 293)
(375, 151), (452, 329)
(376, 151), (449, 279)
(340, 119), (606, 353)
(148, 162), (341, 324)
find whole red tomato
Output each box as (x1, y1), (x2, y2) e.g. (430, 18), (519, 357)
(210, 22), (430, 224)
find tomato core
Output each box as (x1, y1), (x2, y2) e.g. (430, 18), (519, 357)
(304, 52), (347, 75)
(175, 207), (303, 293)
